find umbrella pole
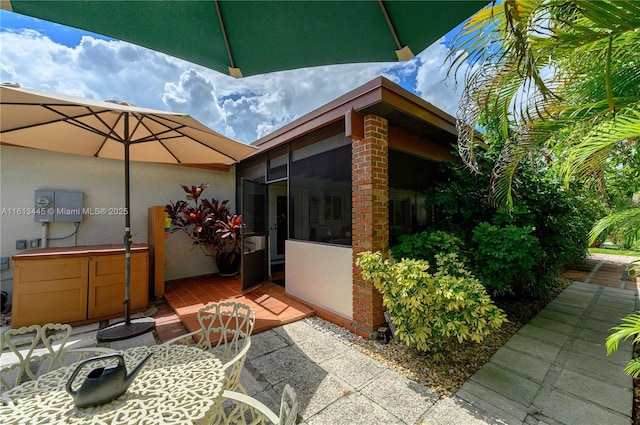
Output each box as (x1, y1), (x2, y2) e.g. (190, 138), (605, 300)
(97, 117), (155, 342)
(123, 138), (132, 325)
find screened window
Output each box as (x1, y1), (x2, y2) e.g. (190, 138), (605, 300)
(289, 131), (352, 246)
(236, 156), (266, 213)
(267, 146), (288, 182)
(388, 149), (439, 246)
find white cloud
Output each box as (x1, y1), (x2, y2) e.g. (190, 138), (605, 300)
(413, 40), (469, 116)
(1, 26), (464, 144)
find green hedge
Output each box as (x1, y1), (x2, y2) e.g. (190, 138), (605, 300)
(356, 251), (506, 359)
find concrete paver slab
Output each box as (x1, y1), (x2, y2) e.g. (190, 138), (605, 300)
(567, 337), (629, 366)
(294, 331), (350, 364)
(247, 328), (289, 359)
(69, 322), (99, 335)
(581, 317), (622, 333)
(536, 308), (581, 326)
(489, 347), (552, 382)
(469, 362), (539, 406)
(457, 381), (528, 424)
(239, 361), (271, 396)
(600, 286), (638, 298)
(516, 324), (571, 347)
(576, 327), (629, 349)
(595, 297), (636, 310)
(250, 387), (283, 415)
(592, 303), (633, 317)
(543, 301), (585, 317)
(417, 396), (497, 425)
(538, 390), (631, 425)
(273, 320), (319, 345)
(250, 345), (319, 386)
(591, 308), (634, 324)
(306, 393), (403, 425)
(559, 285), (597, 295)
(272, 366), (353, 418)
(563, 351), (632, 387)
(320, 347), (387, 389)
(554, 369), (632, 415)
(504, 333), (562, 363)
(527, 316), (576, 336)
(360, 369), (439, 424)
(555, 281), (596, 294)
(65, 331), (100, 350)
(551, 292), (592, 306)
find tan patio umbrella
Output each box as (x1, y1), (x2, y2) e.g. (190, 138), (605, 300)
(0, 83), (257, 341)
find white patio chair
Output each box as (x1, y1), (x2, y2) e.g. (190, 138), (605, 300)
(163, 301), (255, 393)
(222, 384), (300, 425)
(1, 323), (115, 391)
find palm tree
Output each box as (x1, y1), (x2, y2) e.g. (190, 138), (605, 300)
(448, 0), (640, 374)
(449, 0), (640, 250)
(449, 0), (639, 202)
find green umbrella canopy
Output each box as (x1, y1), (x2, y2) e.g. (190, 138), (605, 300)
(3, 0), (486, 77)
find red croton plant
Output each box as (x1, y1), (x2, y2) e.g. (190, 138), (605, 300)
(165, 184), (242, 275)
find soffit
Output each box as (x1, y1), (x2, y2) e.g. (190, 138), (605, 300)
(357, 102), (457, 145)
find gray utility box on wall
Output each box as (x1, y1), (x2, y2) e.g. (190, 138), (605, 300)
(34, 190), (84, 222)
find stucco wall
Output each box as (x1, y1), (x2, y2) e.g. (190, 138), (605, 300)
(0, 145), (237, 295)
(285, 240), (352, 320)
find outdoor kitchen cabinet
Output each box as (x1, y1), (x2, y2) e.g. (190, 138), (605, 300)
(11, 245), (149, 328)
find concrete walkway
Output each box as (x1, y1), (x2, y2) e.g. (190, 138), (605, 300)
(452, 281), (636, 425)
(34, 254), (639, 424)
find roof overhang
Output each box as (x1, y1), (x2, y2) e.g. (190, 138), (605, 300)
(248, 76), (466, 159)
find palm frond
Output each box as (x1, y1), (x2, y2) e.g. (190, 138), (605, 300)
(629, 259), (640, 278)
(449, 0), (640, 210)
(589, 207), (640, 246)
(624, 357), (640, 378)
(488, 129), (545, 208)
(605, 311), (640, 355)
(562, 109), (640, 184)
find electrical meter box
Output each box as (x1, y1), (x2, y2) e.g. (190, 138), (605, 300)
(34, 190), (84, 222)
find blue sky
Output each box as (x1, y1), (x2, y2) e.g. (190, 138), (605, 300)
(0, 10), (472, 144)
(1, 10), (113, 46)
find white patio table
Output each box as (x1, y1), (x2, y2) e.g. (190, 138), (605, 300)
(0, 344), (224, 424)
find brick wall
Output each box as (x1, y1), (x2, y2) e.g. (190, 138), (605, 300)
(351, 114), (388, 338)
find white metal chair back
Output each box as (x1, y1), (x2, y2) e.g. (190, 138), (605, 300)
(163, 301), (255, 394)
(1, 323), (71, 390)
(39, 322), (76, 370)
(1, 323), (115, 392)
(196, 301), (255, 394)
(1, 324), (45, 390)
(195, 301), (255, 362)
(222, 384), (300, 425)
(221, 335), (251, 393)
(279, 384), (299, 425)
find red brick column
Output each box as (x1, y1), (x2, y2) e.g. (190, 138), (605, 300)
(351, 114), (388, 338)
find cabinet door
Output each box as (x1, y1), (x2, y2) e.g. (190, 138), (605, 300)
(87, 252), (149, 319)
(12, 257), (89, 328)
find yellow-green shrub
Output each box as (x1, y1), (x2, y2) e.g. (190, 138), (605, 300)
(356, 251), (507, 358)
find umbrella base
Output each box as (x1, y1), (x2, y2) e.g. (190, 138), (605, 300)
(96, 317), (156, 342)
